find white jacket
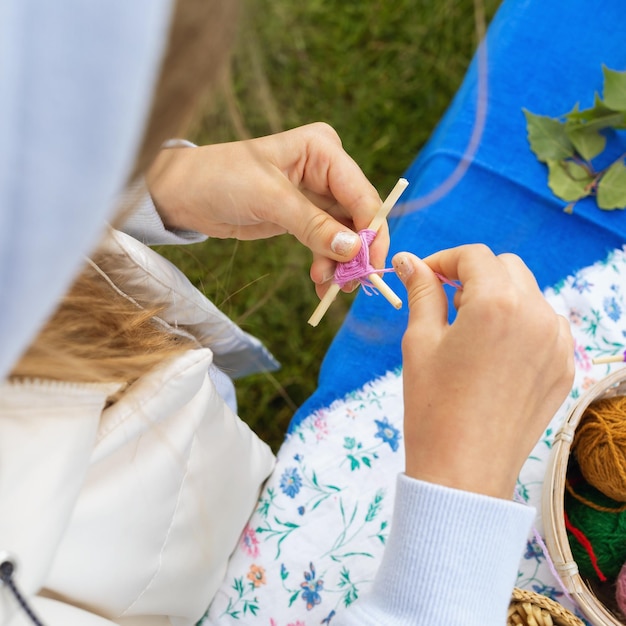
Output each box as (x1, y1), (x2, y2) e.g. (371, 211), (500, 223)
(0, 229), (277, 626)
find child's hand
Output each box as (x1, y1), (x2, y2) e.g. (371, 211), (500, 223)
(146, 123), (387, 299)
(393, 246), (574, 499)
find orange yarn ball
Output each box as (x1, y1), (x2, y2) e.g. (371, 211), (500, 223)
(574, 396), (626, 502)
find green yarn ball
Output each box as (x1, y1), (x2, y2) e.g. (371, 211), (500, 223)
(566, 477), (626, 581)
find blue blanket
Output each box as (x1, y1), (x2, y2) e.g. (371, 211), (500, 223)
(291, 0), (626, 429)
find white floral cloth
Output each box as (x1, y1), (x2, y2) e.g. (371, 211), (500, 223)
(203, 247), (626, 626)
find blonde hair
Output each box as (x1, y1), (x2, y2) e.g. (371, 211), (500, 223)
(12, 256), (192, 384)
(10, 0), (239, 385)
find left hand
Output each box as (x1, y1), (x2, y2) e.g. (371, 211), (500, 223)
(394, 246), (574, 499)
(146, 123), (387, 298)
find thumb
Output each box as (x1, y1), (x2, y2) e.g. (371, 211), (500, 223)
(282, 196), (362, 261)
(392, 252), (449, 330)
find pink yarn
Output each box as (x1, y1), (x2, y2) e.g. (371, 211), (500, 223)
(333, 229), (393, 293)
(333, 229), (463, 294)
(616, 561), (626, 615)
(435, 272), (463, 290)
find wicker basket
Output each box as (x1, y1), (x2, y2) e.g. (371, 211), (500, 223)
(543, 368), (626, 625)
(508, 587), (584, 625)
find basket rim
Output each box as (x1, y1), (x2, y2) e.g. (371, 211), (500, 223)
(542, 367), (626, 626)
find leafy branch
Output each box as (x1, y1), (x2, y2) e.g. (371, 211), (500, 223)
(524, 66), (626, 213)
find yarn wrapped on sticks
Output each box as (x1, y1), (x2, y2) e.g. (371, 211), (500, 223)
(573, 395), (626, 502)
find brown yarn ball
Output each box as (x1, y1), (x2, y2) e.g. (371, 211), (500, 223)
(574, 396), (626, 502)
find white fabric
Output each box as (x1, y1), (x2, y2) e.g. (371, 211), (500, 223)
(0, 0), (173, 381)
(206, 247), (626, 626)
(206, 367), (534, 626)
(97, 228), (279, 380)
(0, 349), (275, 626)
(340, 475), (534, 626)
(0, 223), (279, 625)
(0, 379), (120, 626)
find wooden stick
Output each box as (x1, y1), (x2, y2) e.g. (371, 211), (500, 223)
(592, 354), (626, 365)
(368, 177), (409, 232)
(308, 177), (409, 327)
(369, 274), (402, 309)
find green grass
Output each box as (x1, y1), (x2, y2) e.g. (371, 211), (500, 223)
(159, 0), (500, 451)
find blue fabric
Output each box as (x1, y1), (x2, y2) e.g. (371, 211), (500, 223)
(291, 0), (626, 429)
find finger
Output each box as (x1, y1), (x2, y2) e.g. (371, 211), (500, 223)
(423, 244), (495, 281)
(273, 123), (383, 250)
(310, 255), (335, 286)
(278, 186), (364, 262)
(392, 252), (448, 331)
(423, 244), (505, 293)
(314, 278), (358, 300)
(299, 189), (390, 271)
(310, 254), (358, 294)
(497, 252), (540, 293)
(368, 220), (390, 270)
(285, 123), (383, 230)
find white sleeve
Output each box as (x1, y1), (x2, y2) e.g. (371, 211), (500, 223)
(335, 473), (535, 626)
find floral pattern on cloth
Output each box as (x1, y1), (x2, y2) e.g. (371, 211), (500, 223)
(203, 246), (626, 626)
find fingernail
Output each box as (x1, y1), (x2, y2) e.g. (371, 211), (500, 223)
(331, 231), (359, 256)
(393, 253), (414, 282)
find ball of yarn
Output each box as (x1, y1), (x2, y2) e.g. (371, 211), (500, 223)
(616, 562), (626, 616)
(573, 396), (626, 502)
(565, 478), (626, 581)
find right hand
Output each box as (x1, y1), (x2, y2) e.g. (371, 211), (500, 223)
(146, 123), (387, 299)
(393, 245), (574, 499)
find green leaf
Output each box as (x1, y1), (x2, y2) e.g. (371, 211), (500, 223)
(524, 110), (575, 162)
(339, 567), (351, 585)
(603, 66), (626, 111)
(566, 94), (612, 122)
(565, 124), (606, 161)
(344, 588), (359, 607)
(564, 102), (581, 118)
(597, 160), (626, 210)
(565, 94), (626, 131)
(546, 159), (594, 202)
(281, 520), (299, 529)
(567, 111), (626, 133)
(244, 601), (259, 616)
